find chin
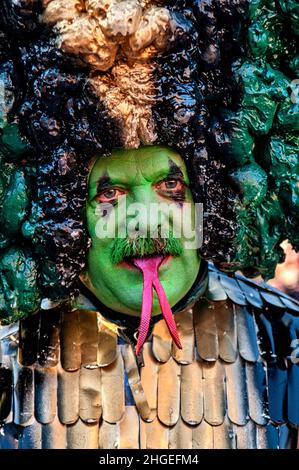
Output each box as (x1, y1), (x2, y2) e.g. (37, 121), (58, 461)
(117, 305), (143, 316)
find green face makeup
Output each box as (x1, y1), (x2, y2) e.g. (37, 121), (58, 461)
(81, 146), (201, 316)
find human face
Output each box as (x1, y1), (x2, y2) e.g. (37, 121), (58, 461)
(81, 146), (201, 316)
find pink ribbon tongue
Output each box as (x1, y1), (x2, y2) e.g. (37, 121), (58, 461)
(133, 255), (182, 355)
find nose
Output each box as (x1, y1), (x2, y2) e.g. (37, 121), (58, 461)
(127, 186), (168, 238)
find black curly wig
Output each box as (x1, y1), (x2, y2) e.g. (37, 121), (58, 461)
(0, 0), (298, 323)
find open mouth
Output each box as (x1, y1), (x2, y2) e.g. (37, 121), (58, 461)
(119, 254), (172, 271)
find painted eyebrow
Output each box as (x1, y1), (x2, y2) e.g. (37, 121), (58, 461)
(95, 159), (185, 191)
(96, 172), (113, 193)
(166, 159), (184, 179)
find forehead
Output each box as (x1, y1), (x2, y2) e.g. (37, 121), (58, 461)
(88, 146), (188, 186)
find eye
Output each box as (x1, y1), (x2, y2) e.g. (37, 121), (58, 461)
(156, 178), (185, 192)
(164, 179), (182, 189)
(95, 187), (126, 203)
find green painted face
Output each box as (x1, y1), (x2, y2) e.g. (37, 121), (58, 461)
(81, 146), (201, 316)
